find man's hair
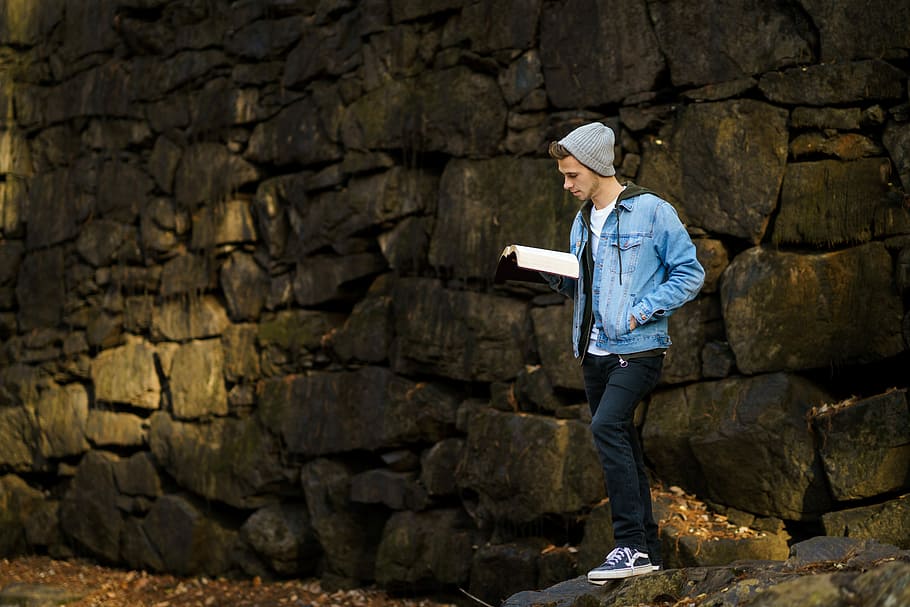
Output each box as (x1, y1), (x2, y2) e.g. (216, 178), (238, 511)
(548, 141), (570, 160)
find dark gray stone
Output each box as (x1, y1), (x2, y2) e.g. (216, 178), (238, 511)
(798, 0), (910, 61)
(530, 301), (582, 391)
(375, 509), (475, 591)
(350, 469), (429, 511)
(25, 169), (89, 249)
(884, 121), (910, 191)
(220, 251), (269, 321)
(662, 296), (722, 385)
(540, 0), (663, 108)
(292, 252), (387, 307)
(461, 0), (540, 53)
(644, 373), (834, 520)
(428, 158), (572, 280)
(821, 495), (910, 550)
(639, 100), (788, 244)
(720, 244), (905, 374)
(331, 286), (393, 364)
(342, 67), (507, 156)
(60, 451), (123, 563)
(240, 503), (320, 576)
(246, 95), (343, 167)
(0, 475), (45, 555)
(774, 158), (892, 246)
(810, 389), (910, 501)
(149, 412), (285, 509)
(392, 278), (529, 382)
(470, 539), (549, 606)
(284, 12), (361, 87)
(142, 494), (235, 576)
(16, 247), (64, 331)
(648, 0), (814, 87)
(759, 60), (906, 106)
(175, 144), (260, 210)
(420, 438), (464, 497)
(301, 458), (384, 583)
(160, 253), (214, 296)
(456, 408), (604, 523)
(111, 452), (163, 498)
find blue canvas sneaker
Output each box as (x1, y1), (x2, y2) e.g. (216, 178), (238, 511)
(587, 546), (653, 583)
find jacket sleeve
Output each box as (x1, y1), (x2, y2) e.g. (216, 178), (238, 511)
(541, 272), (576, 299)
(630, 203), (704, 324)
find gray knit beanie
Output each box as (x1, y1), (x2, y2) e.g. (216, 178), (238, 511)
(558, 122), (616, 176)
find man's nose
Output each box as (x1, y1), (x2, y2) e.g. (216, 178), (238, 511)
(563, 177), (571, 189)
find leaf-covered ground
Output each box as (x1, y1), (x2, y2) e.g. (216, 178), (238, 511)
(0, 486), (768, 607)
(0, 557), (458, 607)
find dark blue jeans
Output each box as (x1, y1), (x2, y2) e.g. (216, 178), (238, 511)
(582, 353), (663, 562)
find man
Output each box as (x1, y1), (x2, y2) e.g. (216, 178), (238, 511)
(545, 122), (704, 583)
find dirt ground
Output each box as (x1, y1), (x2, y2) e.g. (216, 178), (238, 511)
(0, 487), (758, 607)
(0, 556), (457, 607)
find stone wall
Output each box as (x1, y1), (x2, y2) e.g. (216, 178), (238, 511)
(1, 0), (909, 603)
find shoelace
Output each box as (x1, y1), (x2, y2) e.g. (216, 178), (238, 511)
(603, 547), (632, 566)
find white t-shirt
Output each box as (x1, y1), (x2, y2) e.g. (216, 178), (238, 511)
(587, 191), (622, 356)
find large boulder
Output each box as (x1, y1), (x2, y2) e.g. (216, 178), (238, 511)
(292, 252), (387, 307)
(530, 301), (581, 391)
(638, 100), (788, 243)
(150, 295), (230, 341)
(148, 412), (285, 509)
(0, 475), (45, 555)
(33, 382), (90, 459)
(644, 373), (834, 520)
(647, 0), (813, 87)
(300, 458), (385, 584)
(720, 244), (905, 375)
(22, 169), (83, 249)
(60, 451), (124, 563)
(392, 278), (529, 382)
(374, 509), (476, 591)
(790, 0), (910, 61)
(342, 67), (507, 156)
(456, 408), (604, 523)
(773, 158), (892, 247)
(257, 367), (459, 457)
(140, 494), (235, 576)
(822, 495), (910, 550)
(0, 406), (34, 471)
(256, 308), (345, 376)
(85, 410), (146, 448)
(175, 143), (260, 209)
(759, 60), (906, 106)
(809, 389), (910, 501)
(539, 0), (663, 108)
(190, 199), (258, 250)
(16, 247), (65, 331)
(168, 339), (228, 420)
(428, 158), (573, 280)
(240, 503), (320, 576)
(247, 95), (343, 167)
(90, 338), (161, 410)
(291, 168), (438, 257)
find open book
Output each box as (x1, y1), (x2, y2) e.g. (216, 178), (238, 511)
(493, 244), (579, 284)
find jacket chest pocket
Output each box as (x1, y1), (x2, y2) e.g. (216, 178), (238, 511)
(609, 235), (643, 275)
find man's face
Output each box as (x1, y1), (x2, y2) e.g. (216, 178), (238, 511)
(557, 155), (600, 201)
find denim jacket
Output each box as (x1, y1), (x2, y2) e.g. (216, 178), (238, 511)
(549, 184), (705, 358)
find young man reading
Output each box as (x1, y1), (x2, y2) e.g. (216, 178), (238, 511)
(545, 122), (704, 582)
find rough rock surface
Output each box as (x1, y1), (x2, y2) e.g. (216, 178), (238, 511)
(0, 1), (908, 604)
